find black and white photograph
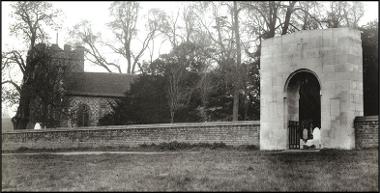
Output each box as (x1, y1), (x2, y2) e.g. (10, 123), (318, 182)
(1, 1), (378, 191)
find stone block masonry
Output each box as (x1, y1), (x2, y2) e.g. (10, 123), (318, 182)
(354, 116), (378, 149)
(260, 28), (363, 150)
(2, 121), (260, 151)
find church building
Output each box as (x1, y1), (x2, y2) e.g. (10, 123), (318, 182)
(52, 44), (136, 128)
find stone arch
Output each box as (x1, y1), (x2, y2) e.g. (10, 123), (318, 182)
(284, 68), (322, 93)
(77, 103), (90, 127)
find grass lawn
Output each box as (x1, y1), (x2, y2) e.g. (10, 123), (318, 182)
(2, 149), (378, 191)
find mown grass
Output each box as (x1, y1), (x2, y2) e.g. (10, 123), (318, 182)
(2, 148), (378, 191)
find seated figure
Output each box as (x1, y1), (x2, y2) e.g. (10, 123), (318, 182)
(304, 127), (321, 149)
(302, 127), (308, 141)
(300, 127), (308, 149)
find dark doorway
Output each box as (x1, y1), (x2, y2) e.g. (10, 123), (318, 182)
(298, 73), (321, 129)
(286, 70), (321, 149)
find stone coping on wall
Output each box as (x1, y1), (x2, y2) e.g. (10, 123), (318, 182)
(354, 115), (379, 122)
(262, 27), (358, 43)
(2, 121), (260, 134)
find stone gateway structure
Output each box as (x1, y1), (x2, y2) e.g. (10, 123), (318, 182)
(260, 28), (363, 150)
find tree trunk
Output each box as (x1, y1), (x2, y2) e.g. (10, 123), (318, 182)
(244, 95), (249, 120)
(170, 111), (174, 123)
(282, 1), (296, 35)
(12, 83), (31, 130)
(232, 1), (241, 121)
(126, 54), (131, 74)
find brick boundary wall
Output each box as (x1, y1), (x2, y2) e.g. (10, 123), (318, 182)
(1, 121), (260, 151)
(354, 116), (379, 149)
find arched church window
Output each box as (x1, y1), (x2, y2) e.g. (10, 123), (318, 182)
(77, 104), (90, 127)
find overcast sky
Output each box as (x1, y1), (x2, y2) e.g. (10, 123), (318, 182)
(1, 1), (379, 117)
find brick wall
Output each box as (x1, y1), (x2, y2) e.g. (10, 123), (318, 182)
(354, 116), (378, 149)
(2, 121), (260, 151)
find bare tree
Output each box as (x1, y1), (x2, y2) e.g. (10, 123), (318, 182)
(344, 2), (364, 28)
(70, 20), (122, 73)
(3, 1), (62, 92)
(322, 1), (364, 28)
(194, 2), (243, 121)
(166, 58), (186, 123)
(108, 1), (160, 74)
(232, 1), (243, 121)
(242, 1), (323, 39)
(10, 1), (62, 50)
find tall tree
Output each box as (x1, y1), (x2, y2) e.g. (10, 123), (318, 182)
(160, 42), (203, 122)
(232, 1), (243, 121)
(108, 1), (160, 74)
(194, 2), (243, 120)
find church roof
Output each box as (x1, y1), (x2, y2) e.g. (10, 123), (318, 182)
(64, 72), (137, 98)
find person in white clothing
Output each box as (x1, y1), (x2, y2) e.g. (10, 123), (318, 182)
(305, 127), (321, 149)
(312, 127), (321, 149)
(34, 122), (41, 130)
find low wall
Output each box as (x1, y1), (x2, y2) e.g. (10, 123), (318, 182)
(1, 121), (260, 151)
(354, 116), (379, 149)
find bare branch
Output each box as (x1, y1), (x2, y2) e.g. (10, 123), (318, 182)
(1, 80), (21, 93)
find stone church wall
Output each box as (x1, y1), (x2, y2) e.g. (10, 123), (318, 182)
(61, 96), (119, 127)
(354, 116), (378, 149)
(2, 121), (260, 151)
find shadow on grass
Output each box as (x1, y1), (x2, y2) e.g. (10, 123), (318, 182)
(3, 141), (260, 153)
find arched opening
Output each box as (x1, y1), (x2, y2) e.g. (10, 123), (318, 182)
(285, 69), (321, 149)
(77, 104), (90, 127)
